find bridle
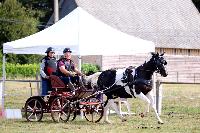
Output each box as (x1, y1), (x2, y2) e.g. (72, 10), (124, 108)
(136, 57), (167, 76)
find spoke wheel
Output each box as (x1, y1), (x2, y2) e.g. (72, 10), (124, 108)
(25, 98), (43, 122)
(50, 97), (70, 122)
(84, 99), (104, 123)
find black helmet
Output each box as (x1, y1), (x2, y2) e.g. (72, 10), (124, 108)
(63, 48), (72, 53)
(45, 47), (55, 53)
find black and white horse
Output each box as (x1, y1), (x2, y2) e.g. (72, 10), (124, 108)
(95, 52), (168, 124)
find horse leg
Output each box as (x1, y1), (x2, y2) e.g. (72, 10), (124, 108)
(135, 92), (151, 117)
(103, 100), (112, 124)
(120, 98), (131, 115)
(103, 99), (126, 123)
(146, 92), (164, 124)
(145, 92), (153, 113)
(109, 99), (127, 122)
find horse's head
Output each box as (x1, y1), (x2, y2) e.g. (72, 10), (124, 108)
(151, 52), (168, 77)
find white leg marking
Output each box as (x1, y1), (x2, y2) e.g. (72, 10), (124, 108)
(109, 99), (124, 119)
(120, 98), (131, 115)
(103, 100), (111, 123)
(146, 91), (164, 124)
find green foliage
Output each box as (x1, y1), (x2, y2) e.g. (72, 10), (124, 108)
(0, 63), (100, 78)
(0, 63), (40, 78)
(6, 54), (43, 64)
(193, 0), (200, 2)
(0, 0), (53, 64)
(81, 63), (100, 75)
(18, 0), (53, 29)
(0, 52), (2, 64)
(0, 0), (38, 46)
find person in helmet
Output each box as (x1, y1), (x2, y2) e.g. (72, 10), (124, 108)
(40, 47), (57, 95)
(57, 48), (85, 95)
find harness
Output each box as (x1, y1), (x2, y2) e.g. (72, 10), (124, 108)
(122, 71), (136, 98)
(102, 72), (136, 99)
(71, 72), (136, 106)
(134, 67), (153, 86)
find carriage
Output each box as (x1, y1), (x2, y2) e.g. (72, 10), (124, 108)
(24, 75), (104, 123)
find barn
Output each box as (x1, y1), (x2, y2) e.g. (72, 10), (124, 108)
(48, 0), (200, 83)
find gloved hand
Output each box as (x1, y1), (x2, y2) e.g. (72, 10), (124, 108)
(70, 71), (77, 77)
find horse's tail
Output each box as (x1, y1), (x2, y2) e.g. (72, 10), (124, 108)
(85, 72), (101, 82)
(84, 72), (101, 90)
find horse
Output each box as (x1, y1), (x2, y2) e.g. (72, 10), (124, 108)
(82, 71), (101, 90)
(96, 52), (168, 124)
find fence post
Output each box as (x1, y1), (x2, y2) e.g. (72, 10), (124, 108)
(29, 82), (32, 96)
(0, 80), (4, 118)
(152, 73), (156, 105)
(36, 73), (40, 95)
(156, 80), (162, 115)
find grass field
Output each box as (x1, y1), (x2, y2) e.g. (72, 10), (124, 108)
(0, 82), (200, 133)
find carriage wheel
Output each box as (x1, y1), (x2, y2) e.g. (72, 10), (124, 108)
(50, 97), (70, 122)
(68, 103), (77, 121)
(25, 98), (43, 122)
(84, 99), (104, 123)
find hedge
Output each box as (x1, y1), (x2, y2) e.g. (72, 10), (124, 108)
(0, 63), (100, 78)
(0, 63), (39, 78)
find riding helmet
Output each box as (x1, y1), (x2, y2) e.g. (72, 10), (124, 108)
(63, 48), (72, 53)
(45, 47), (55, 53)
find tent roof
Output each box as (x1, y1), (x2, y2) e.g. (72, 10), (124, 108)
(3, 7), (155, 55)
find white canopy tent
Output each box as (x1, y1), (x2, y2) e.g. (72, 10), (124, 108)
(1, 7), (155, 117)
(3, 7), (155, 55)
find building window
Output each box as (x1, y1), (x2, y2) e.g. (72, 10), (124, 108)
(192, 0), (200, 13)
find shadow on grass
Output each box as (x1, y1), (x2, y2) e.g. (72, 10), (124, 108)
(18, 118), (106, 126)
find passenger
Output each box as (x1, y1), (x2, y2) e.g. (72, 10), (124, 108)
(40, 47), (57, 95)
(57, 48), (85, 95)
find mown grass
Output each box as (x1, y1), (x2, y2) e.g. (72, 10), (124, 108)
(0, 82), (200, 133)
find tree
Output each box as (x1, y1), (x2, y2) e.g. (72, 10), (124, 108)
(0, 0), (38, 46)
(0, 0), (41, 64)
(19, 0), (53, 30)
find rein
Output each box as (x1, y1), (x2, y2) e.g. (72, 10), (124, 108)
(71, 79), (126, 104)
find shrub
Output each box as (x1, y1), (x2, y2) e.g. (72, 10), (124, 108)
(81, 63), (100, 75)
(0, 63), (40, 78)
(0, 63), (100, 78)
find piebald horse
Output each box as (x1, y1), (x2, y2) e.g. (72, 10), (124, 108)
(84, 53), (167, 124)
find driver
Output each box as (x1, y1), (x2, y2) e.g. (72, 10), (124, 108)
(57, 48), (85, 95)
(40, 47), (57, 95)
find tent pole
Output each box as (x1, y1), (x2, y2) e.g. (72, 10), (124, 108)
(54, 0), (59, 23)
(78, 55), (82, 71)
(1, 54), (6, 117)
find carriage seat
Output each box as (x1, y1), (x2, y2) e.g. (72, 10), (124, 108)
(49, 75), (66, 89)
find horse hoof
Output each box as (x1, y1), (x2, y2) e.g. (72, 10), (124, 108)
(122, 118), (127, 122)
(104, 120), (112, 124)
(140, 113), (145, 118)
(158, 121), (164, 124)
